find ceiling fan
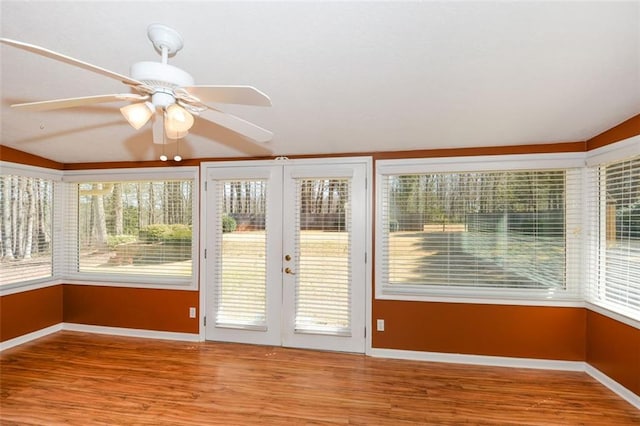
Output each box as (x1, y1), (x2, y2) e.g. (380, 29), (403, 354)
(0, 24), (273, 161)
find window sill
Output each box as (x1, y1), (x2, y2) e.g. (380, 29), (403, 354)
(375, 291), (584, 308)
(62, 276), (197, 291)
(585, 302), (640, 330)
(0, 278), (63, 297)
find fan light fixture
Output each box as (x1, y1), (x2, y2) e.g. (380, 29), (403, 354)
(122, 101), (194, 143)
(165, 103), (194, 135)
(120, 102), (155, 130)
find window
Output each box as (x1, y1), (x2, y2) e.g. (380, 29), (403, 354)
(376, 154), (584, 301)
(0, 163), (59, 288)
(64, 168), (198, 287)
(589, 153), (640, 321)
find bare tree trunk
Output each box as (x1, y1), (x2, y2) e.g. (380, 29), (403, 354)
(2, 177), (14, 260)
(136, 184), (143, 228)
(23, 179), (35, 259)
(327, 180), (336, 214)
(15, 177), (26, 258)
(92, 184), (108, 250)
(182, 182), (189, 224)
(113, 183), (124, 235)
(149, 182), (156, 225)
(234, 182), (241, 214)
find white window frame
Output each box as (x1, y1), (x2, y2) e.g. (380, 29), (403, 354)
(375, 153), (586, 306)
(0, 162), (63, 296)
(586, 135), (640, 323)
(62, 167), (199, 290)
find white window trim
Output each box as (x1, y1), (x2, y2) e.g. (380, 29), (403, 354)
(375, 152), (587, 306)
(585, 136), (640, 323)
(1, 162), (63, 180)
(0, 162), (63, 295)
(376, 153), (586, 174)
(62, 167), (200, 290)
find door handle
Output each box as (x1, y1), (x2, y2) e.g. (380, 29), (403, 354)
(284, 267), (295, 275)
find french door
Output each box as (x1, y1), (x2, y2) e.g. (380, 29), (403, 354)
(201, 158), (370, 353)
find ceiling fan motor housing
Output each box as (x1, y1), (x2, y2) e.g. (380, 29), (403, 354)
(130, 61), (195, 107)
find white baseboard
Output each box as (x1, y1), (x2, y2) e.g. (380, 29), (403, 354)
(369, 347), (585, 371)
(0, 323), (62, 352)
(62, 323), (201, 342)
(585, 364), (640, 410)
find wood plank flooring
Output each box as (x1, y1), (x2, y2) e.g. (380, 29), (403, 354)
(1, 331), (638, 425)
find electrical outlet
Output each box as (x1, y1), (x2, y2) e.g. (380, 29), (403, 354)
(189, 307), (196, 318)
(376, 319), (385, 332)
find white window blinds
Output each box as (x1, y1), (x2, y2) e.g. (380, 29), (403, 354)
(214, 180), (268, 330)
(379, 167), (583, 297)
(589, 156), (640, 320)
(293, 178), (352, 336)
(67, 179), (195, 283)
(0, 174), (54, 286)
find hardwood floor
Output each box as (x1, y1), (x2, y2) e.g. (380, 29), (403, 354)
(1, 331), (638, 425)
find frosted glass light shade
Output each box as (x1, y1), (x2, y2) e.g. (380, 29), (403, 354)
(120, 102), (155, 130)
(165, 128), (188, 140)
(165, 104), (194, 134)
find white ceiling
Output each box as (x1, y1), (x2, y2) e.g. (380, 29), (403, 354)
(1, 1), (639, 164)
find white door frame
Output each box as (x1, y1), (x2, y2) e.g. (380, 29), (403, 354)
(199, 157), (372, 353)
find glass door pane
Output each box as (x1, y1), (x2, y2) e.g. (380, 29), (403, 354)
(294, 178), (352, 335)
(215, 180), (267, 330)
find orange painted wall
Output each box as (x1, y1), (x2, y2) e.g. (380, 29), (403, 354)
(373, 301), (586, 360)
(586, 113), (640, 151)
(63, 285), (199, 334)
(0, 285), (63, 342)
(586, 311), (640, 395)
(0, 145), (63, 169)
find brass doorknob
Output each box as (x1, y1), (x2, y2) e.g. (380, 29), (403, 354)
(284, 267), (295, 275)
(284, 254), (291, 261)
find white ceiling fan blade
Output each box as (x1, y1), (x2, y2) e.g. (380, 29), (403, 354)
(11, 94), (149, 111)
(0, 38), (143, 87)
(197, 108), (273, 143)
(181, 85), (272, 107)
(152, 108), (164, 144)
